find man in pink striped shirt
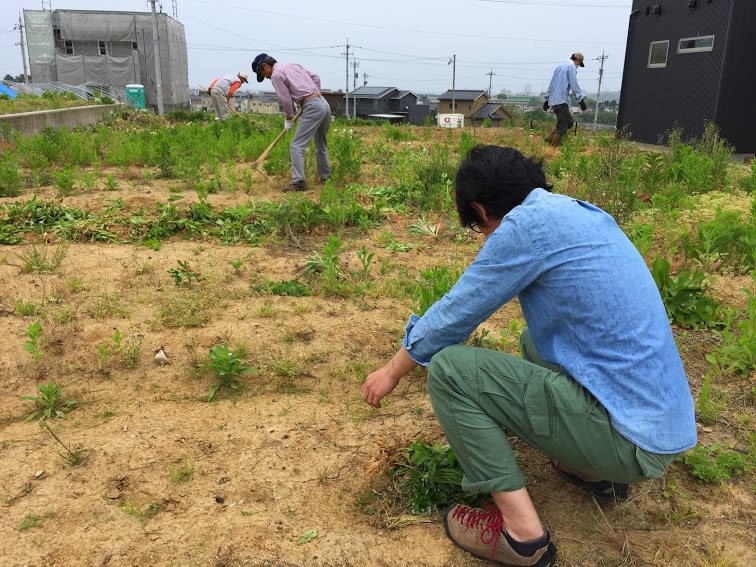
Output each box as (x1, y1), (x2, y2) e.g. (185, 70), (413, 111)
(252, 53), (331, 192)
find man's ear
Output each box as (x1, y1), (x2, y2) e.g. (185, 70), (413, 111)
(470, 202), (489, 223)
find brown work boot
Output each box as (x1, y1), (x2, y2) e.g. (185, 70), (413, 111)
(282, 180), (309, 193)
(550, 459), (628, 503)
(444, 503), (557, 566)
(544, 129), (556, 143)
(549, 134), (563, 147)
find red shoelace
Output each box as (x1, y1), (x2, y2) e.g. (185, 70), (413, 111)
(452, 502), (503, 564)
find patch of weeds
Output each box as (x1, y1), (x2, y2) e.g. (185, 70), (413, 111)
(170, 459), (195, 483)
(412, 265), (462, 316)
(662, 478), (690, 500)
(20, 320), (48, 361)
(67, 277), (87, 293)
(118, 500), (160, 524)
(168, 260), (202, 286)
(258, 303), (277, 318)
(103, 173), (119, 191)
(252, 279), (311, 297)
(52, 164), (76, 196)
(697, 373), (726, 426)
(389, 439), (483, 516)
(111, 329), (142, 369)
(156, 283), (218, 328)
(39, 419), (88, 466)
(355, 246), (376, 279)
(16, 245), (68, 274)
(19, 513), (44, 531)
(20, 381), (78, 420)
(681, 443), (754, 483)
(650, 258), (721, 329)
(707, 274), (756, 376)
(14, 299), (41, 316)
(282, 325), (315, 343)
(203, 343), (255, 401)
(88, 292), (130, 320)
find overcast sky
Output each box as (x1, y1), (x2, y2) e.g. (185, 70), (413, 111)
(1, 0), (632, 97)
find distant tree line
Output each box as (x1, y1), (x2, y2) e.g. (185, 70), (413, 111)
(3, 74), (30, 83)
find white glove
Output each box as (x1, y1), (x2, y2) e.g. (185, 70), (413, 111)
(284, 119), (295, 132)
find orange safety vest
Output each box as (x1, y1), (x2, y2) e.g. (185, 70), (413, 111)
(209, 77), (241, 100)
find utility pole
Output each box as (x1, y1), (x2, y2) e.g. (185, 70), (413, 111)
(352, 60), (359, 93)
(449, 55), (456, 114)
(486, 69), (495, 97)
(594, 51), (608, 127)
(150, 0), (165, 115)
(15, 13), (29, 83)
(172, 0), (178, 20)
(41, 1), (52, 10)
(343, 39), (350, 119)
(363, 72), (368, 87)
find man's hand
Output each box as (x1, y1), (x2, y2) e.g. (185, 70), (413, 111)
(579, 99), (587, 112)
(284, 119), (295, 132)
(542, 101), (549, 112)
(361, 368), (401, 408)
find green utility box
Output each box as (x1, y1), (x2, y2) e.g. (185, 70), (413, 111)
(126, 84), (145, 109)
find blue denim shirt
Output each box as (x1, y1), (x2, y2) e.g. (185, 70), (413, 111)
(545, 60), (584, 106)
(403, 189), (696, 454)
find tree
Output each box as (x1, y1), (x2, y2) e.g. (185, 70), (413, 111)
(496, 93), (508, 100)
(3, 74), (14, 82)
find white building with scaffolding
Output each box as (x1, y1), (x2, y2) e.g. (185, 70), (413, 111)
(23, 9), (189, 111)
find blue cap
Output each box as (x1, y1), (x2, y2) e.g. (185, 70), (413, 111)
(252, 53), (268, 82)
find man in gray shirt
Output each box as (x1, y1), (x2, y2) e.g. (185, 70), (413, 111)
(252, 53), (331, 192)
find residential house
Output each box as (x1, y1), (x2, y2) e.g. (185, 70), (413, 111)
(239, 92), (281, 115)
(618, 0), (756, 153)
(437, 90), (511, 127)
(471, 102), (513, 128)
(348, 86), (419, 122)
(23, 8), (189, 110)
(321, 91), (347, 118)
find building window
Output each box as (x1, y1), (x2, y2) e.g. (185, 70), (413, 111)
(678, 35), (714, 53)
(132, 42), (138, 50)
(99, 41), (107, 55)
(64, 40), (74, 55)
(647, 40), (669, 68)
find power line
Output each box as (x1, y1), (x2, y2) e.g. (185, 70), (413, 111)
(184, 0), (625, 45)
(474, 0), (628, 6)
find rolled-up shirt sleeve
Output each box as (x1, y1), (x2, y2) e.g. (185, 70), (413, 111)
(402, 218), (540, 366)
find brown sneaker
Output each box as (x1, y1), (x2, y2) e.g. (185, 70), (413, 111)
(550, 459), (628, 503)
(444, 503), (556, 567)
(282, 180), (309, 193)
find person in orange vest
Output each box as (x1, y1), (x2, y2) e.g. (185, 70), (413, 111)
(208, 72), (248, 120)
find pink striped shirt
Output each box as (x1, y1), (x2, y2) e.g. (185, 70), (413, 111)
(270, 63), (321, 118)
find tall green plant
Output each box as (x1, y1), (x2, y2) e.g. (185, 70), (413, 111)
(412, 265), (462, 316)
(650, 258), (720, 329)
(203, 343), (255, 400)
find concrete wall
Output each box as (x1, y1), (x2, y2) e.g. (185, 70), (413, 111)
(0, 104), (120, 140)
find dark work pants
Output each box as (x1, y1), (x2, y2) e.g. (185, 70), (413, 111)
(552, 103), (574, 135)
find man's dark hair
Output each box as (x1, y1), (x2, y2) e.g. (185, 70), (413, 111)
(455, 145), (552, 229)
(263, 56), (277, 67)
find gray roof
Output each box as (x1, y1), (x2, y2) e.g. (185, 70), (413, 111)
(473, 102), (512, 120)
(438, 90), (487, 101)
(391, 90), (419, 100)
(350, 86), (398, 99)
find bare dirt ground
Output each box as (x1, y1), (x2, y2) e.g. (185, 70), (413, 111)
(1, 126), (755, 567)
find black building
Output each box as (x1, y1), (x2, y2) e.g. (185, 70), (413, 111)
(617, 0), (756, 153)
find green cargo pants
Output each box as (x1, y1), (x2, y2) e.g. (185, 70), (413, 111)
(426, 328), (677, 494)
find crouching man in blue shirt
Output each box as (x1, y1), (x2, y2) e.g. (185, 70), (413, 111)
(361, 145), (696, 567)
